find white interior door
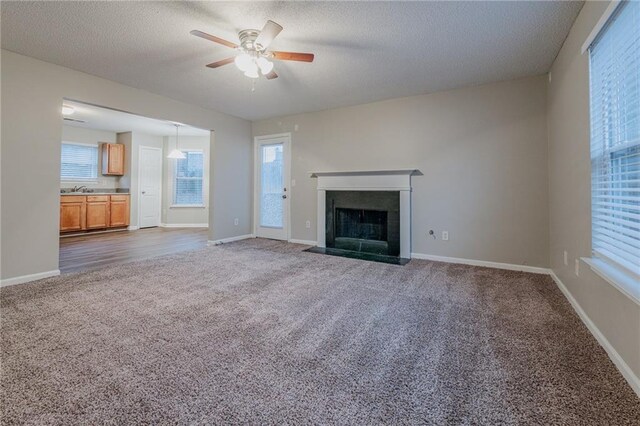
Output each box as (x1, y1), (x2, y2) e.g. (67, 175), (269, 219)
(254, 134), (290, 240)
(139, 146), (162, 228)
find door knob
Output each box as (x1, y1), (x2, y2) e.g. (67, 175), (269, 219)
(142, 191), (146, 194)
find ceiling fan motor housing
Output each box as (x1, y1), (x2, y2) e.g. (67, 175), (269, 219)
(238, 29), (262, 52)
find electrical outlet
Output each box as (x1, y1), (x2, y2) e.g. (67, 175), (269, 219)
(442, 231), (449, 241)
(564, 250), (568, 266)
(234, 218), (239, 226)
(305, 220), (311, 229)
(575, 259), (580, 276)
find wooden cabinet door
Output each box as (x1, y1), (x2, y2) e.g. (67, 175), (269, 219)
(109, 144), (125, 175)
(109, 195), (130, 227)
(102, 143), (125, 175)
(86, 197), (110, 229)
(60, 197), (86, 232)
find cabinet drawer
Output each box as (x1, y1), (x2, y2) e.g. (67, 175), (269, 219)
(61, 195), (85, 203)
(110, 195), (129, 201)
(86, 195), (109, 202)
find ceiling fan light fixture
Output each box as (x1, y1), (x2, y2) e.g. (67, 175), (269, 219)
(257, 57), (274, 75)
(244, 62), (260, 79)
(234, 53), (253, 72)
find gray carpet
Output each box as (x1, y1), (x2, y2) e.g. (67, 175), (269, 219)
(1, 238), (639, 424)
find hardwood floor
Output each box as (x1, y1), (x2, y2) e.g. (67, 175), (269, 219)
(59, 227), (209, 274)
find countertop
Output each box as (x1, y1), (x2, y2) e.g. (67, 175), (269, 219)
(60, 192), (130, 196)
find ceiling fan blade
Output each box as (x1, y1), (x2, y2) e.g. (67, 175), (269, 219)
(206, 57), (235, 68)
(255, 20), (283, 50)
(270, 51), (315, 62)
(265, 70), (278, 80)
(190, 30), (238, 49)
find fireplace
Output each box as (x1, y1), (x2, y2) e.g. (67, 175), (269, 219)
(326, 191), (400, 256)
(310, 169), (421, 263)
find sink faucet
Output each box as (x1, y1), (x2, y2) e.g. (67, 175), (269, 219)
(72, 185), (87, 192)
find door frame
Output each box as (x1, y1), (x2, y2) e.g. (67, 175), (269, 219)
(137, 145), (163, 228)
(253, 133), (291, 241)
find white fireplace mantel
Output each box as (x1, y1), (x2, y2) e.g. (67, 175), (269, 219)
(310, 169), (422, 177)
(311, 169), (421, 259)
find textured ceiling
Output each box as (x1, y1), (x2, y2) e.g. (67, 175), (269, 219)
(1, 1), (583, 121)
(63, 101), (210, 136)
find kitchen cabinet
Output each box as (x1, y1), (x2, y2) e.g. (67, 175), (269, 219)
(109, 195), (130, 227)
(60, 194), (129, 233)
(102, 143), (125, 175)
(60, 196), (86, 231)
(86, 196), (110, 229)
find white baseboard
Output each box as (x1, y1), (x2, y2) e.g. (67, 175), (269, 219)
(289, 239), (317, 246)
(160, 223), (208, 228)
(1, 269), (61, 288)
(550, 271), (640, 398)
(127, 226), (139, 231)
(410, 252), (550, 274)
(208, 234), (254, 246)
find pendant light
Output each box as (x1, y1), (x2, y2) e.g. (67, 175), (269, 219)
(167, 123), (186, 159)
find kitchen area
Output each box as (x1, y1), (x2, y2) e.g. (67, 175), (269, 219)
(60, 141), (131, 233)
(58, 100), (212, 273)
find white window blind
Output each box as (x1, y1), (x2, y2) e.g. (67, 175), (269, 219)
(589, 0), (640, 276)
(174, 151), (204, 205)
(61, 142), (99, 181)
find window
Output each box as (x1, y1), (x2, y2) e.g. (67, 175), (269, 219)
(589, 0), (640, 277)
(61, 142), (99, 181)
(174, 151), (204, 206)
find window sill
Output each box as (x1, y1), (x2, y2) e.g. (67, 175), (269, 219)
(581, 257), (640, 306)
(170, 205), (206, 209)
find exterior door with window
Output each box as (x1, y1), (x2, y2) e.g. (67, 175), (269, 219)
(254, 135), (290, 240)
(139, 146), (162, 228)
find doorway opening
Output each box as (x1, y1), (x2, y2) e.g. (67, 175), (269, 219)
(58, 99), (212, 273)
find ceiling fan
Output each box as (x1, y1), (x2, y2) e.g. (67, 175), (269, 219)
(191, 20), (314, 80)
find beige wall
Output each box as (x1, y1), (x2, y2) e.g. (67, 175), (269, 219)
(162, 135), (210, 226)
(60, 125), (120, 189)
(547, 1), (640, 379)
(0, 50), (252, 281)
(253, 75), (550, 267)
